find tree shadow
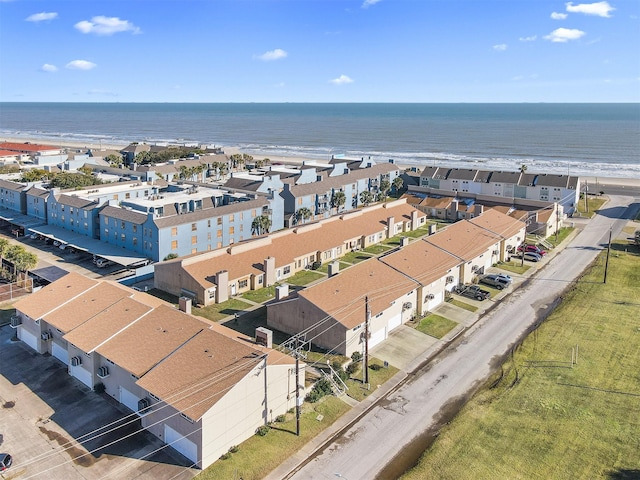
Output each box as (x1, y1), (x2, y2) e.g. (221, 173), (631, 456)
(607, 469), (640, 480)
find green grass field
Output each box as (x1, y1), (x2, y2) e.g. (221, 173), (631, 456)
(401, 242), (640, 480)
(415, 314), (458, 339)
(197, 396), (350, 480)
(345, 358), (400, 402)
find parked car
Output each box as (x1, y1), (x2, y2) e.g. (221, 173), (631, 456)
(517, 244), (547, 256)
(455, 284), (491, 300)
(95, 258), (114, 268)
(479, 273), (512, 290)
(0, 453), (12, 471)
(517, 251), (542, 262)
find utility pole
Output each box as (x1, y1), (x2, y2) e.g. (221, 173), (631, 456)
(555, 207), (560, 243)
(364, 296), (370, 385)
(283, 333), (308, 436)
(604, 228), (612, 284)
(584, 180), (588, 214)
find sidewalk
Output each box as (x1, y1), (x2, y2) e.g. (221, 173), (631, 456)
(264, 222), (585, 480)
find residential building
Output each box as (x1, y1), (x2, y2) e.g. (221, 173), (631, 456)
(11, 272), (298, 469)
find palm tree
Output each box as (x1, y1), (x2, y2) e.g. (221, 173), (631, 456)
(359, 191), (374, 207)
(331, 191), (346, 212)
(520, 164), (528, 173)
(14, 250), (37, 287)
(393, 177), (404, 195)
(295, 207), (312, 224)
(379, 179), (391, 201)
(251, 215), (272, 235)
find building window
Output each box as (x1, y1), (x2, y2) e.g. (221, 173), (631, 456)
(104, 228), (109, 236)
(229, 214), (234, 222)
(191, 235), (197, 245)
(207, 219), (211, 227)
(191, 248), (197, 254)
(207, 232), (212, 240)
(283, 266), (291, 274)
(171, 240), (178, 249)
(229, 227), (235, 235)
(217, 230), (222, 238)
(133, 237), (137, 247)
(217, 217), (222, 225)
(238, 279), (248, 288)
(171, 227), (177, 236)
(133, 224), (137, 233)
(191, 223), (197, 231)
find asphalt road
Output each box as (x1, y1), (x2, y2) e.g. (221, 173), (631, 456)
(286, 194), (639, 480)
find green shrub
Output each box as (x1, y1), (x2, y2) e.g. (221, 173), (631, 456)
(351, 351), (362, 362)
(229, 445), (239, 453)
(220, 452), (232, 460)
(255, 425), (270, 436)
(332, 361), (349, 382)
(369, 363), (382, 371)
(305, 377), (333, 403)
(346, 362), (359, 375)
(275, 414), (286, 423)
(94, 383), (105, 393)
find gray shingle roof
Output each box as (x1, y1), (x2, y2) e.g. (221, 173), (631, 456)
(100, 205), (148, 224)
(153, 197), (268, 228)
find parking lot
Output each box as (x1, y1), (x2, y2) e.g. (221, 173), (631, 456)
(0, 325), (196, 480)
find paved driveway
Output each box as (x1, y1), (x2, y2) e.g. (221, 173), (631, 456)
(370, 326), (438, 370)
(0, 326), (196, 480)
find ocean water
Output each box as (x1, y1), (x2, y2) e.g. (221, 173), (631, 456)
(1, 103), (638, 178)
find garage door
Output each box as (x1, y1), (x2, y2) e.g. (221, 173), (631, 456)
(387, 314), (402, 332)
(70, 365), (93, 389)
(164, 424), (198, 465)
(368, 327), (386, 348)
(120, 386), (141, 414)
(52, 342), (68, 365)
(19, 328), (38, 352)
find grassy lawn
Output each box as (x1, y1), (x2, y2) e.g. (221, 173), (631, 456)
(192, 298), (253, 322)
(363, 244), (394, 255)
(402, 242), (640, 480)
(545, 226), (575, 248)
(496, 261), (531, 275)
(576, 195), (607, 218)
(284, 270), (325, 286)
(198, 396), (351, 480)
(340, 251), (375, 264)
(241, 285), (278, 304)
(415, 314), (458, 339)
(345, 358), (400, 402)
(447, 298), (478, 312)
(0, 303), (16, 327)
(316, 261), (350, 274)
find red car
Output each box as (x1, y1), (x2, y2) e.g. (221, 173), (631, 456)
(517, 244), (547, 256)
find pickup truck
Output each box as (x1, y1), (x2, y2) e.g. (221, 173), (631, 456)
(479, 273), (512, 290)
(455, 284), (491, 301)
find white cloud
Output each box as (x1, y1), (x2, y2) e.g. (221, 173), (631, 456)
(66, 60), (97, 70)
(74, 16), (141, 35)
(566, 1), (615, 17)
(256, 49), (288, 61)
(26, 12), (58, 22)
(493, 44), (508, 51)
(519, 35), (537, 42)
(544, 28), (586, 42)
(362, 0), (382, 7)
(551, 12), (568, 19)
(330, 74), (354, 85)
(40, 64), (58, 72)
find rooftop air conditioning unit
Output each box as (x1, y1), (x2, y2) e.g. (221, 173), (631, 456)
(41, 331), (52, 341)
(138, 397), (151, 413)
(10, 315), (21, 328)
(97, 366), (110, 378)
(71, 356), (82, 367)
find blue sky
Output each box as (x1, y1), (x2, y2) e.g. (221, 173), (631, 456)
(1, 0), (638, 102)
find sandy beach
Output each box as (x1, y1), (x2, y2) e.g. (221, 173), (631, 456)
(2, 135), (639, 188)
